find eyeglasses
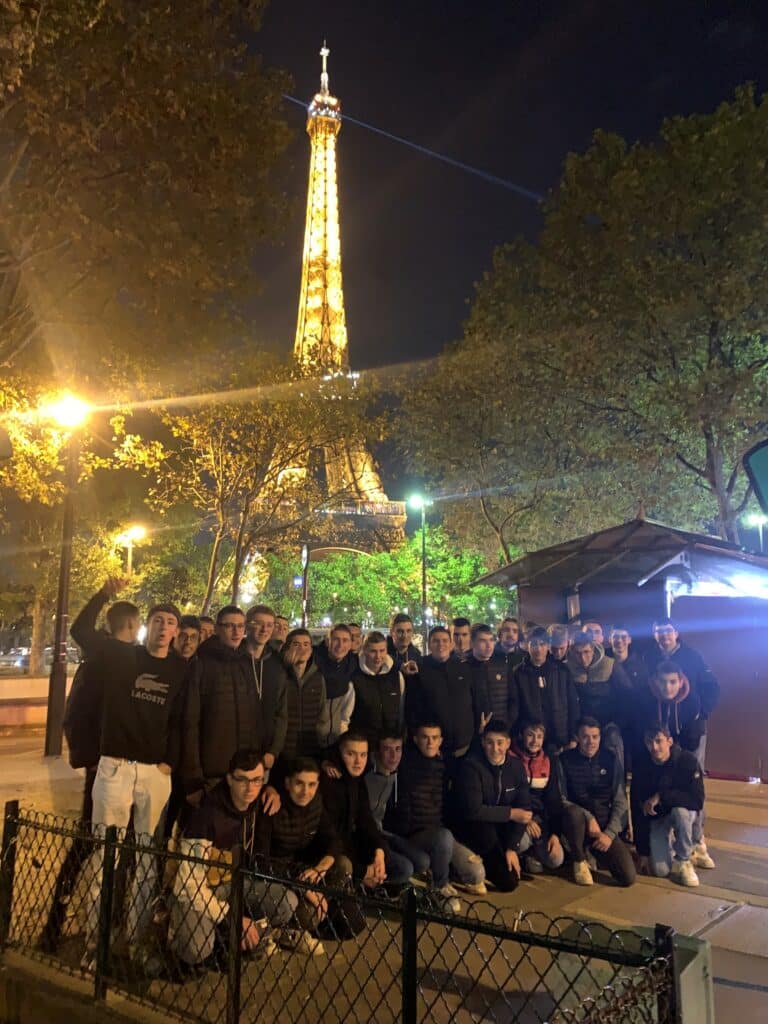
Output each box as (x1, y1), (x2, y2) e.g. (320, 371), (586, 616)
(231, 775), (264, 787)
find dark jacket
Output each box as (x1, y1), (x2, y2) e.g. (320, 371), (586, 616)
(350, 654), (404, 744)
(313, 643), (357, 700)
(632, 674), (705, 753)
(494, 643), (526, 672)
(254, 789), (341, 870)
(70, 590), (187, 768)
(513, 655), (579, 752)
(647, 641), (720, 722)
(509, 740), (561, 830)
(557, 745), (627, 839)
(182, 778), (261, 857)
(466, 653), (516, 726)
(631, 745), (705, 856)
(567, 644), (633, 728)
(453, 752), (530, 853)
(63, 660), (102, 769)
(384, 743), (446, 837)
(181, 637), (287, 791)
(320, 757), (386, 866)
(614, 650), (648, 692)
(386, 637), (422, 672)
(281, 660), (330, 762)
(365, 763), (398, 831)
(405, 655), (479, 755)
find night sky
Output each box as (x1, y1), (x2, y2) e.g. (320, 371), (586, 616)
(251, 1), (768, 371)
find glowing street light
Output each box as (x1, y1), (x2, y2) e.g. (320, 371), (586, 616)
(116, 524), (147, 575)
(408, 494), (434, 653)
(745, 512), (768, 553)
(39, 393), (92, 758)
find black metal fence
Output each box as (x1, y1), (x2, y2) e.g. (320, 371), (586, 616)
(0, 801), (677, 1023)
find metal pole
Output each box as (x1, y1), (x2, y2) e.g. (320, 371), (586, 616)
(421, 505), (427, 654)
(45, 436), (79, 757)
(0, 799), (20, 949)
(94, 824), (118, 1000)
(226, 844), (244, 1024)
(301, 545), (310, 629)
(401, 886), (418, 1024)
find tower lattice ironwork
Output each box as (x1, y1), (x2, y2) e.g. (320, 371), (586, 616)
(292, 46), (404, 542)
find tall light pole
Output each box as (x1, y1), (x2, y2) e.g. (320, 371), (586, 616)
(41, 395), (91, 758)
(745, 512), (768, 554)
(408, 494), (433, 653)
(116, 524), (147, 575)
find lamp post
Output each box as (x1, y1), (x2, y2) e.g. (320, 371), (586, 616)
(116, 524), (147, 575)
(41, 394), (91, 758)
(408, 494), (433, 653)
(745, 512), (768, 554)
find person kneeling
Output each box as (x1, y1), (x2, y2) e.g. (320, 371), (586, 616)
(453, 720), (531, 891)
(632, 724), (704, 887)
(170, 748), (291, 967)
(509, 720), (564, 875)
(557, 718), (636, 887)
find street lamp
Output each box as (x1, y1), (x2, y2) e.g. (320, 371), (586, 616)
(408, 494), (433, 653)
(116, 524), (147, 575)
(745, 512), (768, 553)
(40, 393), (91, 757)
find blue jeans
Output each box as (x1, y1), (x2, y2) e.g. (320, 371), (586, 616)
(649, 808), (696, 876)
(518, 829), (564, 869)
(384, 846), (418, 885)
(691, 734), (707, 844)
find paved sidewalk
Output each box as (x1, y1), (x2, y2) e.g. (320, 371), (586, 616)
(2, 735), (767, 1019)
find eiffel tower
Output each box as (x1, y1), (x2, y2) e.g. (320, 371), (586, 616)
(292, 45), (405, 548)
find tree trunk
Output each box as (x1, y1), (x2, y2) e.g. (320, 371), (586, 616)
(29, 592), (50, 676)
(230, 501), (252, 606)
(704, 428), (740, 543)
(201, 526), (226, 615)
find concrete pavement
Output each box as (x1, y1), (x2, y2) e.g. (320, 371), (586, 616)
(1, 734), (766, 1020)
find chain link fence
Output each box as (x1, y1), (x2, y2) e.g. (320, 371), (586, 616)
(0, 800), (677, 1023)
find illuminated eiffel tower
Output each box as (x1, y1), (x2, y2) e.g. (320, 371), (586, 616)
(292, 45), (405, 546)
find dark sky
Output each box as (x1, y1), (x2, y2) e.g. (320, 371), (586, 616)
(250, 1), (768, 371)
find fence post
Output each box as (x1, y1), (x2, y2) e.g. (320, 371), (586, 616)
(94, 825), (118, 1001)
(226, 843), (244, 1024)
(655, 922), (679, 1023)
(0, 800), (20, 949)
(402, 886), (418, 1024)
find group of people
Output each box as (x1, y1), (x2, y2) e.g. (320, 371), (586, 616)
(60, 582), (719, 967)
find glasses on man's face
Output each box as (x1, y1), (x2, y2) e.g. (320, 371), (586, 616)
(232, 774), (264, 787)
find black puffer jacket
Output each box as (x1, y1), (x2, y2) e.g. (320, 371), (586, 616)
(282, 661), (330, 761)
(452, 752), (530, 853)
(384, 743), (446, 837)
(182, 636), (286, 790)
(513, 655), (579, 751)
(466, 654), (516, 725)
(320, 756), (387, 865)
(405, 655), (478, 754)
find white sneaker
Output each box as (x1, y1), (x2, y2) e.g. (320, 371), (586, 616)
(691, 843), (715, 869)
(438, 884), (462, 914)
(453, 880), (488, 896)
(671, 860), (699, 887)
(572, 861), (594, 886)
(278, 928), (325, 956)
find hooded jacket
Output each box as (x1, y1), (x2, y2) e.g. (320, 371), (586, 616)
(313, 642), (356, 746)
(452, 751), (530, 853)
(350, 653), (404, 744)
(567, 643), (633, 728)
(509, 739), (561, 828)
(405, 654), (479, 755)
(181, 636), (287, 791)
(513, 654), (579, 752)
(319, 750), (387, 865)
(386, 636), (423, 672)
(631, 744), (705, 856)
(647, 640), (720, 721)
(632, 673), (705, 753)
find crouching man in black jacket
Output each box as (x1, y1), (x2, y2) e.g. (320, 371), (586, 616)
(452, 721), (531, 891)
(632, 724), (705, 888)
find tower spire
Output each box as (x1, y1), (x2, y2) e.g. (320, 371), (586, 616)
(320, 41), (330, 96)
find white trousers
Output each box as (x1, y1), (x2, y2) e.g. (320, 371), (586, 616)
(85, 756), (171, 946)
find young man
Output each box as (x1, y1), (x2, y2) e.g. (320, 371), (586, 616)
(608, 626), (648, 691)
(320, 732), (388, 888)
(384, 722), (486, 911)
(365, 733), (425, 884)
(510, 720), (564, 875)
(495, 618), (525, 671)
(174, 615), (201, 661)
(513, 627), (579, 755)
(170, 749), (296, 965)
(70, 581), (188, 953)
(582, 621), (605, 647)
(406, 626), (483, 761)
(255, 758), (351, 952)
(313, 623), (357, 747)
(198, 617), (215, 644)
(349, 631), (405, 745)
(547, 625), (570, 663)
(466, 623), (517, 729)
(632, 725), (705, 887)
(279, 629), (331, 762)
(347, 623), (363, 654)
(272, 615), (291, 649)
(557, 718), (636, 887)
(566, 632), (632, 765)
(450, 617), (472, 662)
(453, 721), (531, 891)
(387, 613), (422, 673)
(181, 606), (287, 799)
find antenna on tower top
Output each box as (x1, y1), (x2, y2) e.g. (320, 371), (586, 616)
(320, 41), (330, 96)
